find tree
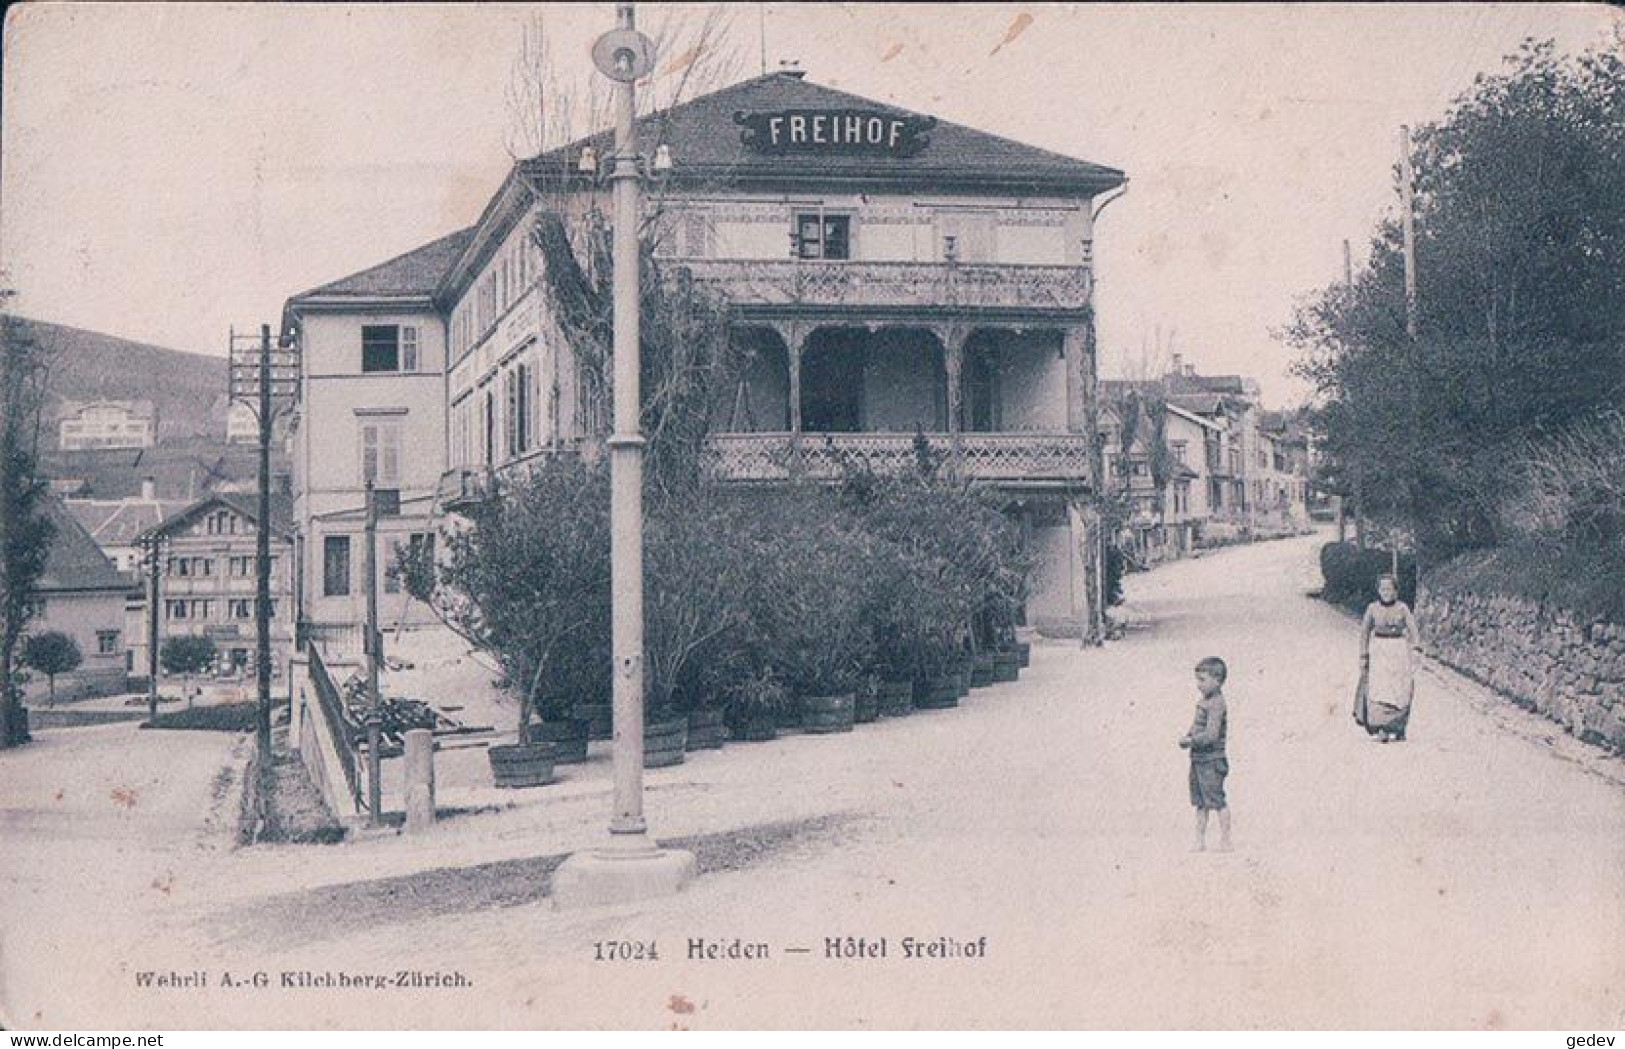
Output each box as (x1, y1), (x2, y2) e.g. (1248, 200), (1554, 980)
(160, 635), (217, 708)
(1288, 39), (1625, 557)
(405, 457), (612, 744)
(22, 632), (81, 706)
(0, 295), (56, 746)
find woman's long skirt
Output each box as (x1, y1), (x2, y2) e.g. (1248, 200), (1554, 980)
(1355, 636), (1414, 736)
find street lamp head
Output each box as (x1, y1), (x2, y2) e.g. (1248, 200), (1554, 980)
(577, 146), (599, 175)
(652, 143), (674, 174)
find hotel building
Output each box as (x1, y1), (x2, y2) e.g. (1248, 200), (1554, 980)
(283, 71), (1125, 637)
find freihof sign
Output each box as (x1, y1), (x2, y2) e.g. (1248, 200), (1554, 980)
(735, 109), (936, 157)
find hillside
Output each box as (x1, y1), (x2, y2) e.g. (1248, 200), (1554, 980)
(17, 316), (230, 444)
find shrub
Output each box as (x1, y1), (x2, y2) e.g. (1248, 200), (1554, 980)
(1318, 541), (1416, 614)
(850, 475), (1031, 678)
(727, 485), (875, 698)
(142, 701), (257, 732)
(645, 485), (757, 717)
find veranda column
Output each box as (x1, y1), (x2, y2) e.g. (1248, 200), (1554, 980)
(781, 321), (808, 476)
(942, 324), (968, 475)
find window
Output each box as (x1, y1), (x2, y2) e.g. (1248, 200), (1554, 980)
(401, 327), (419, 372)
(230, 599), (253, 620)
(362, 326), (399, 372)
(169, 600), (188, 620)
(516, 361), (532, 454)
(794, 211), (851, 260)
(360, 420), (402, 485)
(361, 325), (419, 373)
(97, 630), (119, 655)
(503, 370), (520, 460)
(323, 536), (351, 597)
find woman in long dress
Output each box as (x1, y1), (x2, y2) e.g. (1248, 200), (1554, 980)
(1354, 574), (1421, 742)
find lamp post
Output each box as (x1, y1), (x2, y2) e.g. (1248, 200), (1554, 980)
(552, 0), (695, 909)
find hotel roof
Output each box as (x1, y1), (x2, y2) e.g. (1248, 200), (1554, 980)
(527, 70), (1125, 193)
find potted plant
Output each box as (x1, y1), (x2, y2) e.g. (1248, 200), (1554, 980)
(398, 457), (611, 788)
(645, 487), (752, 754)
(724, 672), (790, 743)
(853, 674), (880, 724)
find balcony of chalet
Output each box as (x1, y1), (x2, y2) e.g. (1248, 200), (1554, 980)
(671, 257), (1093, 316)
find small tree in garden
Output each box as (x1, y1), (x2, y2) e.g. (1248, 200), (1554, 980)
(402, 456), (611, 745)
(160, 635), (216, 707)
(21, 631), (80, 706)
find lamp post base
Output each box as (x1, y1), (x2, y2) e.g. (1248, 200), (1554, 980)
(552, 838), (696, 910)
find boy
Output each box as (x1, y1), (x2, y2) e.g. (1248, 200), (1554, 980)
(1179, 656), (1232, 852)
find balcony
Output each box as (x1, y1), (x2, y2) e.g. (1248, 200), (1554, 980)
(437, 466), (493, 512)
(702, 432), (1093, 488)
(669, 259), (1091, 314)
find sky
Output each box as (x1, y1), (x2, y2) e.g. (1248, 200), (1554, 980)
(2, 2), (1618, 408)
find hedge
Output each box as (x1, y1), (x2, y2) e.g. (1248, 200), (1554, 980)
(1318, 542), (1416, 614)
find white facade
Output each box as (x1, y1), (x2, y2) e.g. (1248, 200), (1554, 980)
(58, 400), (155, 450)
(286, 309), (448, 631)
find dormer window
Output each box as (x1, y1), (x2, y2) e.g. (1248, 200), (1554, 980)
(794, 211), (851, 260)
(361, 325), (420, 373)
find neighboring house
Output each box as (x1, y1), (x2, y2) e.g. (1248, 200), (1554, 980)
(23, 497), (135, 702)
(226, 402), (259, 445)
(57, 399), (156, 451)
(1099, 388), (1222, 563)
(282, 69), (1126, 639)
(64, 477), (188, 574)
(133, 493), (296, 679)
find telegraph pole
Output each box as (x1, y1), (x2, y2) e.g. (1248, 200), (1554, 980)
(255, 324), (274, 764)
(228, 324), (298, 766)
(1399, 126), (1419, 579)
(146, 535), (162, 721)
(363, 478), (382, 827)
(553, 0), (695, 908)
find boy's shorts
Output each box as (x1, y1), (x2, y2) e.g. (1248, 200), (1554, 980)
(1189, 755), (1229, 810)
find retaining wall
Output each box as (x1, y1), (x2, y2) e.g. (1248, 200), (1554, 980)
(1418, 578), (1625, 752)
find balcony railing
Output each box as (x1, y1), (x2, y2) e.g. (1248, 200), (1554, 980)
(669, 258), (1092, 313)
(703, 432), (1093, 486)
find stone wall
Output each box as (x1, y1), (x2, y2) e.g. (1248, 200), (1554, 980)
(1418, 579), (1625, 752)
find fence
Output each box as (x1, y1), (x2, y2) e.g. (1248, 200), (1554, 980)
(306, 642), (363, 815)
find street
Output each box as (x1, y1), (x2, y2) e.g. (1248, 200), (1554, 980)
(3, 533), (1622, 1029)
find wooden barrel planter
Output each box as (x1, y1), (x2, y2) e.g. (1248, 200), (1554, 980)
(970, 653), (997, 688)
(644, 717), (688, 768)
(533, 718), (589, 764)
(992, 650), (1021, 683)
(488, 742), (555, 789)
(1017, 641), (1032, 668)
(573, 702), (613, 741)
(801, 693), (856, 734)
(913, 676), (959, 711)
(877, 679), (913, 717)
(854, 685), (879, 724)
(737, 714), (778, 742)
(687, 707), (727, 750)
